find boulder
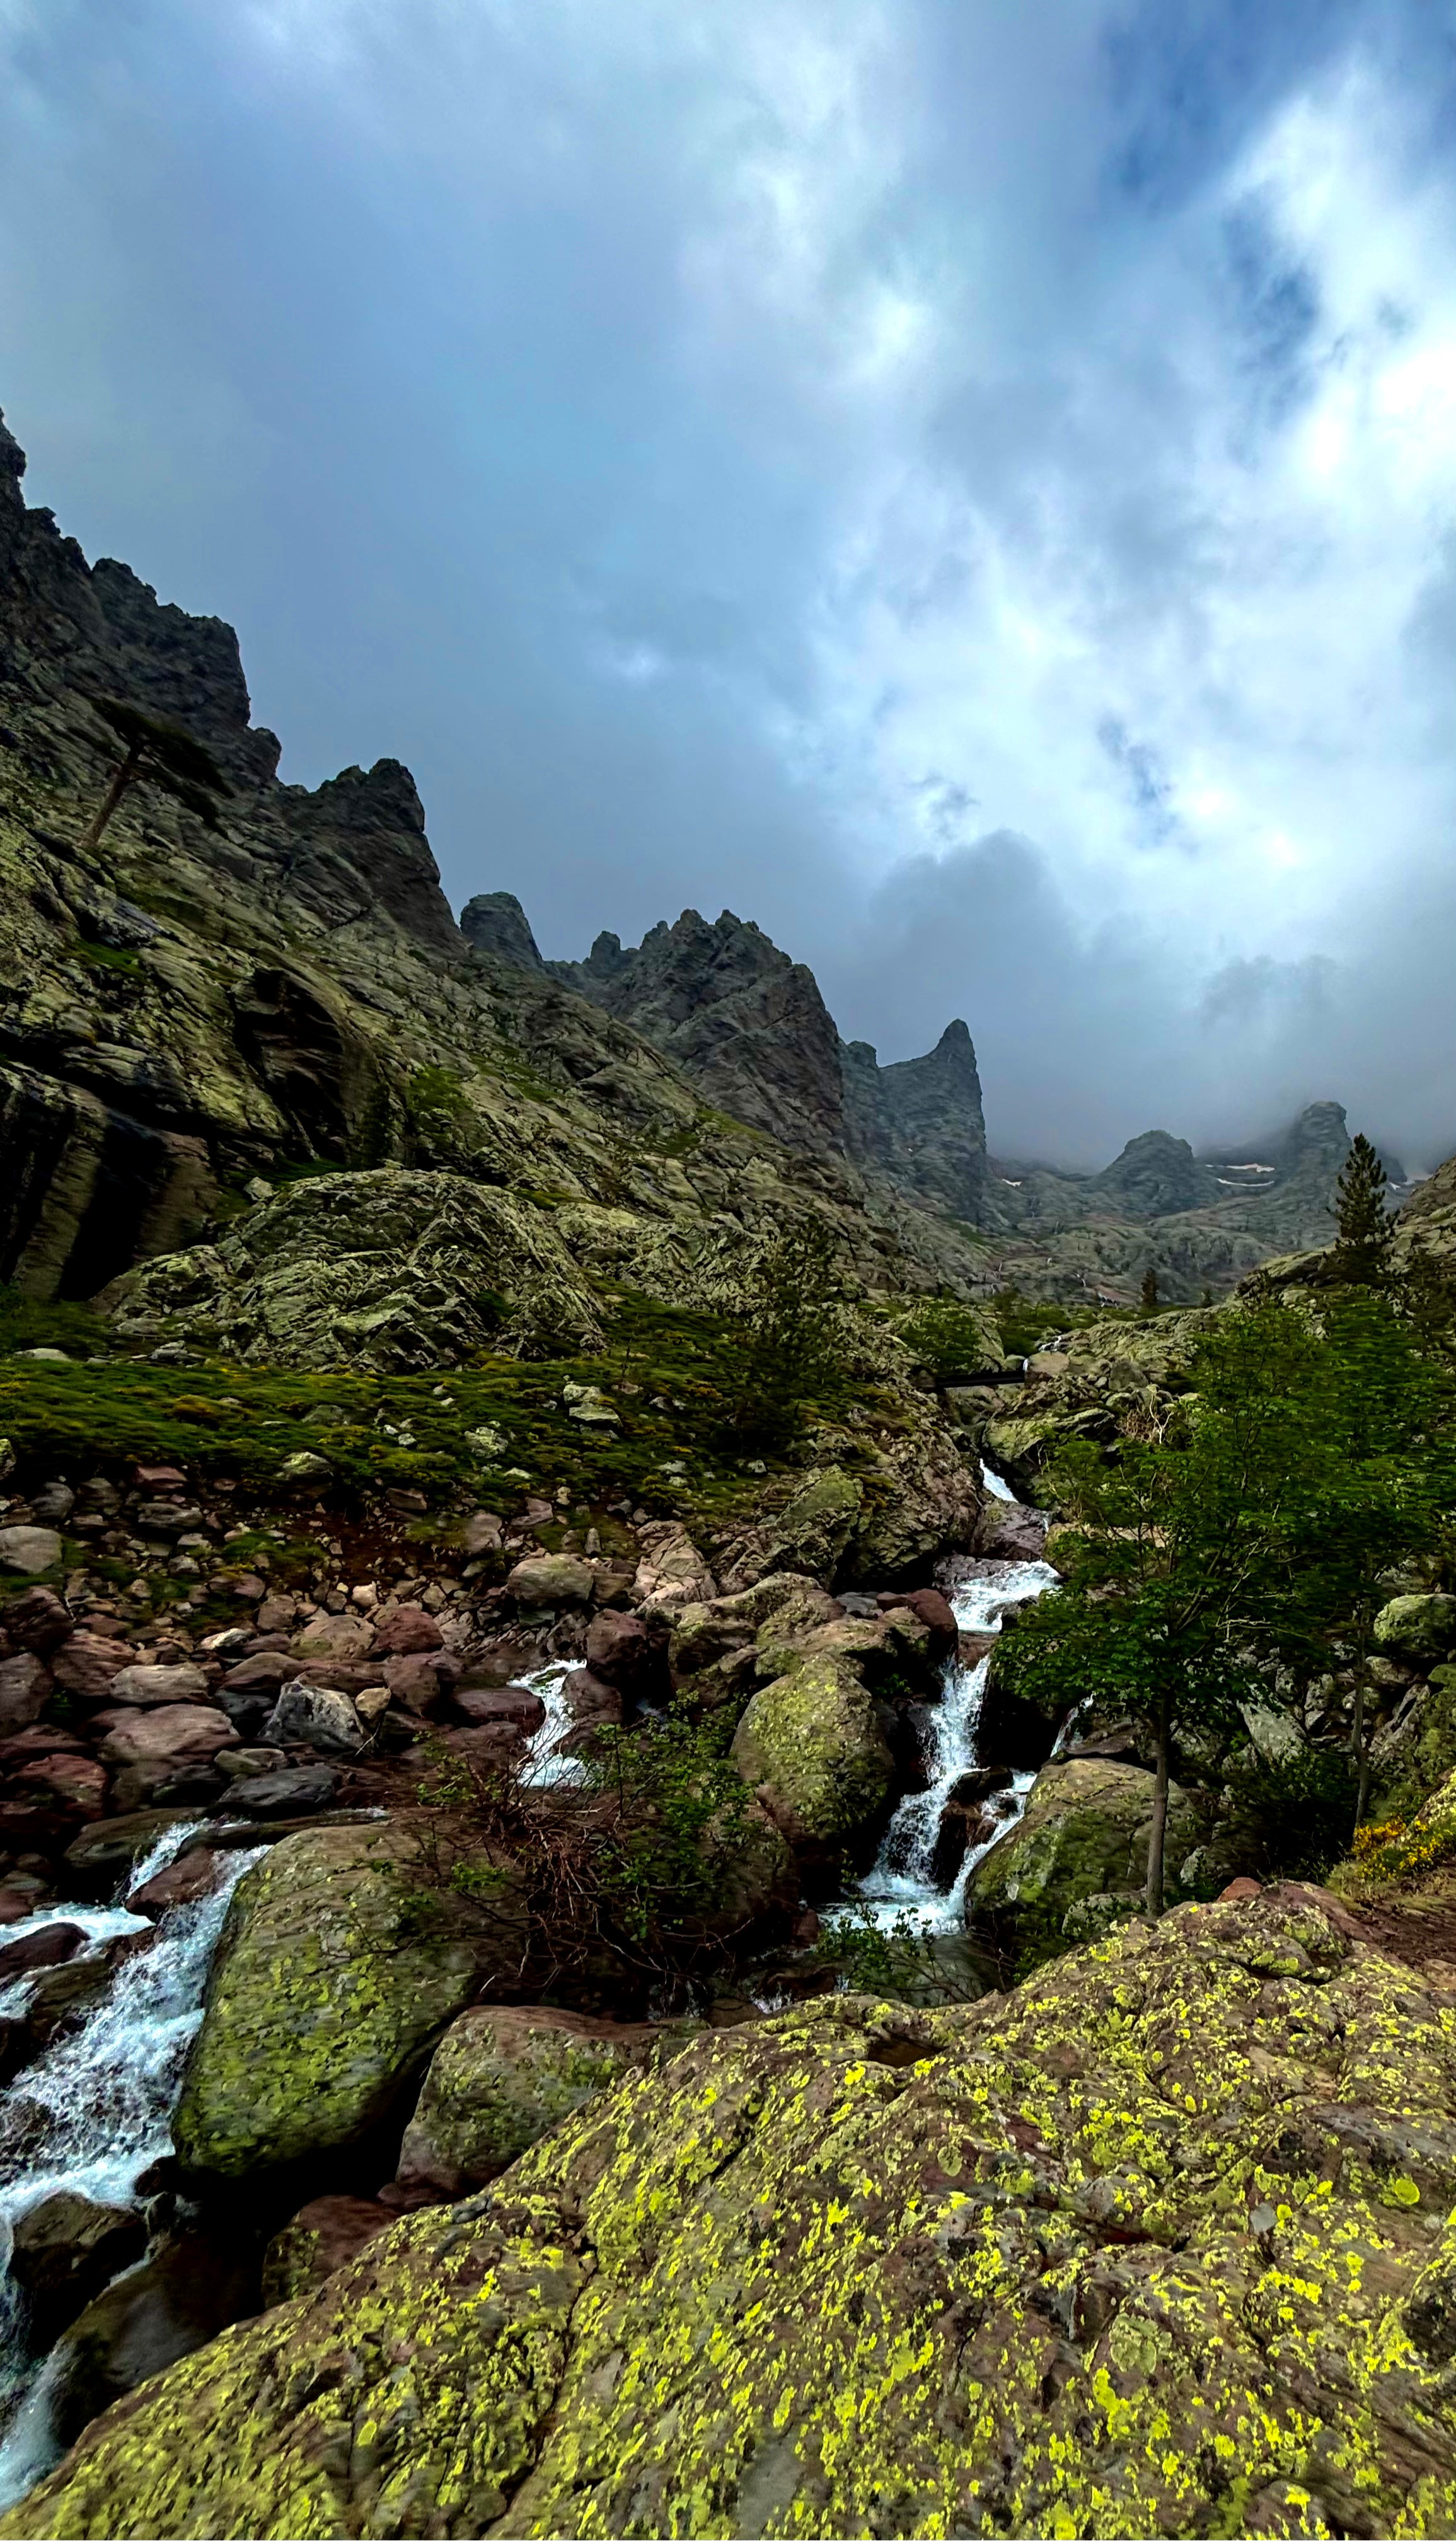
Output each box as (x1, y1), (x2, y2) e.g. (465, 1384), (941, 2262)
(631, 1522), (715, 1614)
(93, 1707), (238, 1790)
(974, 1500), (1048, 1563)
(371, 1602), (444, 1657)
(260, 2196), (395, 2306)
(396, 2005), (668, 2196)
(290, 1611), (375, 1664)
(49, 1633), (132, 1700)
(220, 1766), (341, 1820)
(453, 1686), (546, 1735)
(557, 1670), (623, 1756)
(260, 1682), (366, 1757)
(505, 1554), (594, 1609)
(0, 1653), (53, 1730)
(63, 1810), (197, 1893)
(129, 1850), (228, 1914)
(380, 1651), (456, 1716)
(0, 1529), (62, 1577)
(0, 1920), (86, 1982)
(876, 1585), (959, 1664)
(103, 1662), (209, 1708)
(730, 1653), (894, 1872)
(0, 1588), (71, 1654)
(669, 1575), (840, 1686)
(10, 2194), (147, 2351)
(964, 1756), (1201, 1974)
(11, 1755), (107, 1817)
(25, 1893), (1456, 2541)
(1373, 1594), (1456, 1663)
(716, 1467), (862, 1594)
(173, 1824), (486, 2175)
(42, 2226), (260, 2457)
(216, 1653), (295, 1694)
(582, 1609), (651, 1689)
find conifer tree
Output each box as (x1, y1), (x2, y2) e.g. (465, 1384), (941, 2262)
(1139, 1265), (1159, 1314)
(1331, 1133), (1394, 1285)
(80, 697), (230, 855)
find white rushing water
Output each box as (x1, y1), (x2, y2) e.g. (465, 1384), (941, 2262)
(519, 1664), (586, 1788)
(0, 1827), (267, 2501)
(840, 1551), (1060, 1938)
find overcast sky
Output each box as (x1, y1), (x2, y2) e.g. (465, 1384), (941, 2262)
(3, 1), (1456, 1167)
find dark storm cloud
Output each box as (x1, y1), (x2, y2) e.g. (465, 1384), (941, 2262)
(4, 0), (1456, 1166)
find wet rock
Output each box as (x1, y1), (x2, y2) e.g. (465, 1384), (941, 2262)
(973, 1500), (1048, 1562)
(557, 1669), (622, 1757)
(371, 1602), (444, 1657)
(0, 1654), (54, 1730)
(0, 1529), (63, 1577)
(45, 2225), (260, 2456)
(0, 1920), (86, 1982)
(396, 2005), (670, 2196)
(173, 1822), (486, 2175)
(0, 1877), (50, 1926)
(260, 1682), (365, 1756)
(874, 1586), (958, 1664)
(11, 2194), (147, 2351)
(63, 1810), (196, 1892)
(506, 1554), (594, 1609)
(974, 1642), (1069, 1771)
(380, 1651), (458, 1716)
(731, 1653), (894, 1876)
(261, 2195), (395, 2305)
(453, 1686), (546, 1735)
(927, 1803), (996, 1890)
(219, 1766), (341, 1820)
(103, 1662), (209, 1708)
(129, 1849), (227, 1914)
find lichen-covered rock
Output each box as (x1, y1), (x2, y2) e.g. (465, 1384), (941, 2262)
(172, 1824), (484, 2176)
(730, 1650), (893, 1868)
(1374, 1594), (1456, 1662)
(1370, 1666), (1456, 1823)
(97, 1170), (604, 1371)
(505, 1554), (594, 1609)
(965, 1755), (1201, 1972)
(396, 2005), (669, 2195)
(18, 1890), (1456, 2540)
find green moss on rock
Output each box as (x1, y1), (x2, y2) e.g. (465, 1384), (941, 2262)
(964, 1756), (1201, 1975)
(173, 1824), (483, 2177)
(14, 1889), (1456, 2538)
(397, 2006), (676, 2195)
(729, 1650), (893, 1864)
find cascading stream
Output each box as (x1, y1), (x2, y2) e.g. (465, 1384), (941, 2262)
(0, 1827), (266, 2501)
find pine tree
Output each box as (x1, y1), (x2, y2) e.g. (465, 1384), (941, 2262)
(1139, 1266), (1160, 1314)
(80, 697), (230, 855)
(1331, 1133), (1394, 1285)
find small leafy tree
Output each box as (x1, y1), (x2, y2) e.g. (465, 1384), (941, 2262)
(1331, 1133), (1394, 1285)
(727, 1217), (844, 1445)
(80, 697), (230, 854)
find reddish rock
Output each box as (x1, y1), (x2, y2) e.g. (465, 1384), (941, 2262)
(453, 1686), (546, 1734)
(255, 1597), (297, 1634)
(133, 1466), (186, 1488)
(1218, 1877), (1262, 1902)
(0, 1726), (84, 1762)
(0, 1920), (86, 1981)
(1, 1589), (72, 1655)
(219, 1653), (296, 1694)
(13, 1755), (108, 1817)
(0, 1653), (54, 1730)
(381, 1652), (458, 1717)
(430, 1722), (530, 1772)
(463, 1512), (503, 1556)
(558, 1668), (623, 1755)
(290, 1612), (375, 1664)
(50, 1633), (132, 1701)
(129, 1850), (225, 1914)
(875, 1588), (958, 1662)
(372, 1604), (444, 1657)
(584, 1609), (650, 1687)
(93, 1707), (238, 1776)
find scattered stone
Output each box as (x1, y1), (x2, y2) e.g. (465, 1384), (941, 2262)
(291, 1609), (375, 1664)
(632, 1523), (715, 1614)
(30, 1484), (76, 1526)
(371, 1603), (444, 1657)
(93, 1706), (238, 1784)
(0, 1653), (54, 1730)
(13, 1756), (107, 1817)
(255, 1595), (297, 1634)
(463, 1511), (502, 1556)
(63, 1812), (196, 1892)
(1373, 1593), (1456, 1662)
(506, 1554), (594, 1608)
(731, 1653), (895, 1874)
(1, 1587), (72, 1653)
(277, 1452), (332, 1485)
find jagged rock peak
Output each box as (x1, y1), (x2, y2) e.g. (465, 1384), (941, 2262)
(459, 890), (545, 971)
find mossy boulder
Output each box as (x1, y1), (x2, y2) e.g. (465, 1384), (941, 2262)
(1373, 1594), (1456, 1663)
(729, 1650), (893, 1870)
(396, 2006), (674, 2195)
(1370, 1665), (1456, 1824)
(965, 1755), (1201, 1972)
(18, 1890), (1456, 2539)
(172, 1823), (485, 2177)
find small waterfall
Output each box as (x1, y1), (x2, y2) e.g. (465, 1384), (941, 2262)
(0, 1832), (265, 2499)
(520, 1664), (586, 1788)
(846, 1556), (1059, 1935)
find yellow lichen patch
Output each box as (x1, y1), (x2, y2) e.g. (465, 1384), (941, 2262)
(9, 1892), (1456, 2538)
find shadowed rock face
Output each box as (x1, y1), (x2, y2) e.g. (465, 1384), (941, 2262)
(13, 1889), (1456, 2541)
